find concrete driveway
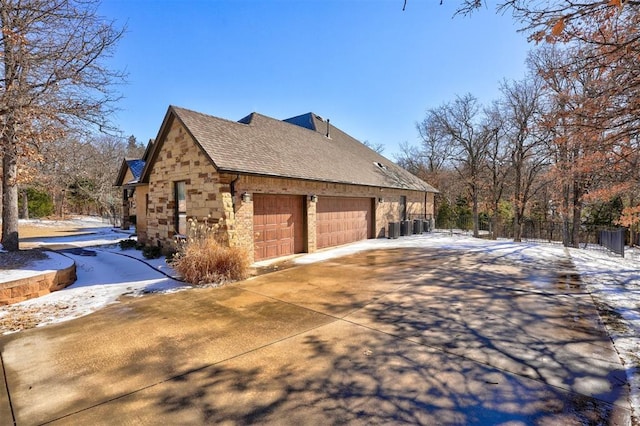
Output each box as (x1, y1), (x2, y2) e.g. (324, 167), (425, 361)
(0, 246), (632, 425)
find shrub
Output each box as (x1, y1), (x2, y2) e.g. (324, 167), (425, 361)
(164, 248), (178, 263)
(171, 236), (249, 285)
(19, 187), (54, 218)
(170, 217), (249, 285)
(119, 239), (137, 250)
(142, 245), (162, 259)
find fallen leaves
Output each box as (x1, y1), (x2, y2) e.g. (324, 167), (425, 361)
(0, 303), (74, 334)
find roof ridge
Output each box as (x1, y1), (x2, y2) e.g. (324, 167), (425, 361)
(170, 105), (251, 128)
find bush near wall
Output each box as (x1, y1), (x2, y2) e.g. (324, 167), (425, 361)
(170, 217), (249, 286)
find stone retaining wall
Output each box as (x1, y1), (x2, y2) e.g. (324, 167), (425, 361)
(0, 262), (77, 305)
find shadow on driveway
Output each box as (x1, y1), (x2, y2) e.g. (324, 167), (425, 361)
(0, 247), (632, 424)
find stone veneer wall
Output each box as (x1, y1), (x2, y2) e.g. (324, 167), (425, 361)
(135, 185), (149, 242)
(145, 118), (227, 250)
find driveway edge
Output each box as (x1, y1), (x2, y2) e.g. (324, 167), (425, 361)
(0, 351), (15, 425)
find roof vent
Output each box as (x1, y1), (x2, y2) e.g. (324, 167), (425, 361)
(326, 119), (330, 138)
(374, 161), (387, 169)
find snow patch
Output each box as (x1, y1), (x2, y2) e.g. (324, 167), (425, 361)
(1, 251), (74, 282)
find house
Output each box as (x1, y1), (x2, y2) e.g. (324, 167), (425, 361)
(114, 141), (153, 231)
(123, 106), (437, 263)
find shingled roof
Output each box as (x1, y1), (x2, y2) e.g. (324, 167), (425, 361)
(115, 159), (145, 186)
(115, 140), (154, 187)
(127, 159), (145, 181)
(142, 106), (437, 193)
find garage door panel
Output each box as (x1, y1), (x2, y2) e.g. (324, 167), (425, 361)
(280, 228), (292, 239)
(264, 229), (278, 241)
(316, 197), (372, 250)
(253, 194), (305, 261)
(267, 246), (279, 259)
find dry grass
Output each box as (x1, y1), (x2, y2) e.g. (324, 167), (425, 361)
(18, 225), (91, 239)
(18, 218), (106, 241)
(171, 237), (249, 285)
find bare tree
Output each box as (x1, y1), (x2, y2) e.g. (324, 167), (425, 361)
(395, 141), (428, 178)
(396, 115), (452, 186)
(362, 140), (385, 154)
(480, 103), (510, 239)
(37, 133), (89, 217)
(0, 0), (125, 251)
(499, 76), (549, 242)
(456, 0), (640, 147)
(415, 114), (454, 175)
(36, 132), (129, 222)
(456, 0), (639, 47)
(531, 45), (622, 247)
(83, 135), (127, 224)
(428, 93), (491, 237)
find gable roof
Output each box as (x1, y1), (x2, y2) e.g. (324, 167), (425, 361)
(114, 140), (154, 187)
(114, 159), (145, 186)
(141, 106), (437, 193)
(127, 159), (145, 181)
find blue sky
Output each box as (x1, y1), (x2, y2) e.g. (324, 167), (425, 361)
(98, 0), (532, 158)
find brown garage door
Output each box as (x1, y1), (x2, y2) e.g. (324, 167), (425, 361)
(316, 197), (373, 249)
(253, 194), (305, 261)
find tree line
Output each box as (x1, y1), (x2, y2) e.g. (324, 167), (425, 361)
(398, 1), (640, 247)
(5, 134), (144, 222)
(0, 0), (126, 251)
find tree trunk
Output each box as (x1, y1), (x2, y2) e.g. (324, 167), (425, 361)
(60, 190), (66, 219)
(562, 182), (571, 247)
(20, 188), (28, 220)
(512, 156), (523, 242)
(491, 204), (499, 240)
(1, 6), (21, 252)
(630, 196), (637, 248)
(572, 182), (582, 248)
(472, 184), (479, 238)
(513, 208), (521, 242)
(121, 188), (130, 230)
(2, 147), (20, 251)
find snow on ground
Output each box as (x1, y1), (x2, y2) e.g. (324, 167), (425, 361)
(1, 251), (73, 282)
(569, 247), (640, 416)
(1, 217), (187, 332)
(18, 216), (110, 229)
(2, 222), (639, 417)
(20, 222), (134, 248)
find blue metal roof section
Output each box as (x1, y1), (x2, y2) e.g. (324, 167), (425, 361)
(126, 159), (145, 181)
(282, 113), (317, 131)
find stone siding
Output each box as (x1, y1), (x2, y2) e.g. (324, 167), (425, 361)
(146, 118), (226, 250)
(135, 185), (149, 242)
